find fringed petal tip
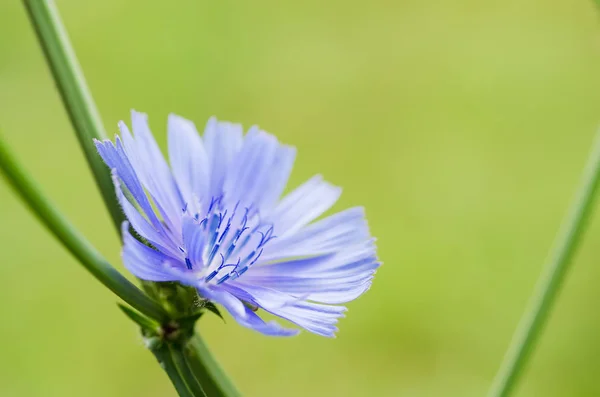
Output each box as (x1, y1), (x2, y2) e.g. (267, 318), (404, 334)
(197, 286), (300, 337)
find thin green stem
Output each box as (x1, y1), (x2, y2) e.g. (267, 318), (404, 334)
(186, 334), (241, 397)
(0, 135), (168, 323)
(21, 1), (239, 395)
(22, 0), (123, 231)
(488, 128), (600, 397)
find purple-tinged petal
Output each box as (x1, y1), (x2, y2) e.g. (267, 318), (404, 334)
(258, 145), (296, 214)
(111, 170), (182, 260)
(233, 306), (300, 337)
(245, 238), (380, 305)
(223, 127), (279, 210)
(266, 175), (341, 236)
(241, 269), (376, 305)
(197, 286), (247, 319)
(254, 240), (379, 278)
(198, 285), (299, 337)
(203, 118), (243, 200)
(168, 114), (210, 205)
(260, 301), (346, 338)
(122, 112), (184, 231)
(122, 222), (182, 282)
(221, 282), (305, 311)
(118, 121), (181, 234)
(95, 137), (163, 229)
(261, 207), (369, 262)
(236, 307), (300, 337)
(181, 216), (206, 268)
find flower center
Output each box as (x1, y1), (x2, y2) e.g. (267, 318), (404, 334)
(180, 196), (275, 285)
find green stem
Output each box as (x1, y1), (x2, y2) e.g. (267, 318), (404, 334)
(186, 334), (241, 397)
(22, 0), (123, 231)
(0, 135), (168, 323)
(171, 345), (208, 397)
(150, 344), (195, 397)
(21, 1), (239, 395)
(488, 128), (600, 397)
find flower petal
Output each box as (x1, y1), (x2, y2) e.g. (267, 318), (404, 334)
(111, 170), (182, 259)
(246, 241), (380, 304)
(122, 111), (183, 231)
(258, 144), (296, 214)
(222, 282), (305, 311)
(198, 285), (299, 337)
(222, 127), (279, 210)
(221, 281), (348, 336)
(168, 114), (210, 206)
(94, 137), (162, 229)
(261, 301), (346, 338)
(181, 216), (206, 267)
(121, 222), (182, 282)
(261, 207), (369, 262)
(203, 118), (244, 200)
(266, 175), (341, 236)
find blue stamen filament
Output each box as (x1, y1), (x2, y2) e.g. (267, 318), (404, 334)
(207, 243), (220, 265)
(186, 197), (277, 286)
(204, 270), (219, 282)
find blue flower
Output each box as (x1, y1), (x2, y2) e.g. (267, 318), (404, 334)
(95, 110), (380, 337)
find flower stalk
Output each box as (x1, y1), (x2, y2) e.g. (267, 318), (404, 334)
(0, 134), (168, 322)
(20, 0), (239, 395)
(150, 342), (200, 397)
(22, 0), (123, 231)
(488, 128), (600, 397)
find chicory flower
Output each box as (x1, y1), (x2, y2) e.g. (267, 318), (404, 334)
(95, 111), (379, 337)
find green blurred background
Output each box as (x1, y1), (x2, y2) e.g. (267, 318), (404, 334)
(1, 0), (599, 396)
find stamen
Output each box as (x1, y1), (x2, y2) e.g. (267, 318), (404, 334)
(207, 243), (220, 265)
(218, 222), (231, 243)
(204, 270), (219, 282)
(257, 225), (276, 248)
(198, 217), (208, 229)
(216, 274), (230, 284)
(180, 196), (277, 285)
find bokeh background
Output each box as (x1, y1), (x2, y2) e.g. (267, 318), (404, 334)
(1, 1), (599, 396)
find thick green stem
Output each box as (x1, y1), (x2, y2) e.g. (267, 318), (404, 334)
(22, 0), (123, 231)
(0, 135), (168, 322)
(172, 345), (208, 397)
(186, 334), (241, 397)
(150, 343), (195, 397)
(488, 128), (600, 397)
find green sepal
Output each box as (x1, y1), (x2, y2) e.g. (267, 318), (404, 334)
(203, 301), (225, 322)
(142, 281), (201, 318)
(175, 312), (203, 338)
(118, 304), (160, 336)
